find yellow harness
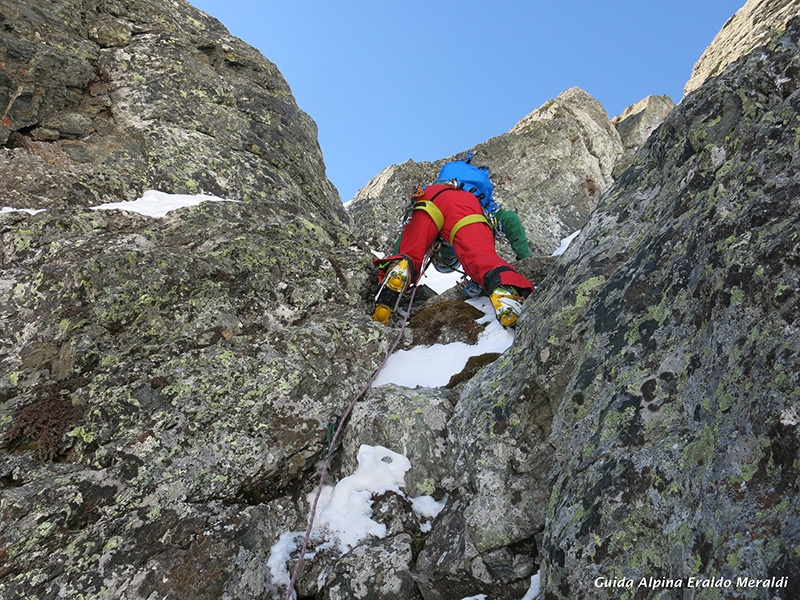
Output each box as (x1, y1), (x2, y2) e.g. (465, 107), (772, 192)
(447, 213), (490, 245)
(412, 192), (491, 245)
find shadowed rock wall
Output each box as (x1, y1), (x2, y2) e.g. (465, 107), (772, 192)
(533, 16), (800, 598)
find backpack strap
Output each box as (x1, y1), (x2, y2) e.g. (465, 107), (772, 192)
(449, 214), (490, 245)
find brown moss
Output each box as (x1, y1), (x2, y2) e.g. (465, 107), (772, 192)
(409, 300), (487, 346)
(5, 384), (84, 462)
(446, 353), (502, 389)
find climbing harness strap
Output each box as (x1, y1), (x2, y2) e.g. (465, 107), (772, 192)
(285, 269), (425, 600)
(411, 185), (454, 231)
(449, 213), (490, 245)
(414, 186), (491, 246)
(412, 200), (444, 231)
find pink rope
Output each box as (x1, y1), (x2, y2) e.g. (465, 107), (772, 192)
(284, 283), (420, 599)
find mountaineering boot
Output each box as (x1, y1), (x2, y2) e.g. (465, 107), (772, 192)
(372, 259), (412, 324)
(490, 285), (526, 328)
(458, 276), (483, 298)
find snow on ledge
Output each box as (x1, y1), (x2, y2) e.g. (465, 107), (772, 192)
(1, 207), (46, 215)
(4, 190), (240, 219)
(90, 189), (240, 218)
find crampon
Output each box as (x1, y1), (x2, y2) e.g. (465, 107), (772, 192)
(372, 259), (412, 324)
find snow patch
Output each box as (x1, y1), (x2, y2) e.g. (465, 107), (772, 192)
(780, 407), (799, 427)
(371, 296), (514, 388)
(268, 444), (445, 587)
(313, 444), (410, 552)
(3, 190), (238, 218)
(1, 207), (46, 215)
(552, 229), (580, 256)
(522, 572), (542, 599)
(91, 189), (239, 217)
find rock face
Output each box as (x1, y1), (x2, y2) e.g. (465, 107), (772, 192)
(0, 0), (343, 219)
(0, 167), (383, 598)
(535, 16), (800, 597)
(0, 2), (375, 599)
(347, 87), (624, 256)
(684, 0), (800, 95)
(611, 94), (676, 177)
(2, 1), (799, 600)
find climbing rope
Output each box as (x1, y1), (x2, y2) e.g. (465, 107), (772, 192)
(284, 275), (424, 600)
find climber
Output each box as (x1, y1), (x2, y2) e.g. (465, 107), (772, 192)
(372, 157), (535, 328)
(388, 205), (532, 261)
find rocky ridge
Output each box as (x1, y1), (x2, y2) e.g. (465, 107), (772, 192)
(347, 87), (628, 258)
(684, 0), (800, 95)
(611, 94), (676, 177)
(1, 1), (798, 600)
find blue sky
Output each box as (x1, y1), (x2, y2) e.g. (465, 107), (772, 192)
(188, 1), (745, 202)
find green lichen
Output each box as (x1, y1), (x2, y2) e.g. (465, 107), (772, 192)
(68, 426), (96, 444)
(416, 478), (436, 496)
(574, 276), (606, 308)
(582, 441), (595, 458)
(715, 387), (734, 412)
(599, 404), (638, 444)
(681, 426), (718, 469)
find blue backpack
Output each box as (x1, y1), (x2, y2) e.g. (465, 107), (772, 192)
(434, 154), (498, 213)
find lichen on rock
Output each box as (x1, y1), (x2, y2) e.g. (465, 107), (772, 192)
(535, 15), (800, 598)
(2, 1), (800, 599)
